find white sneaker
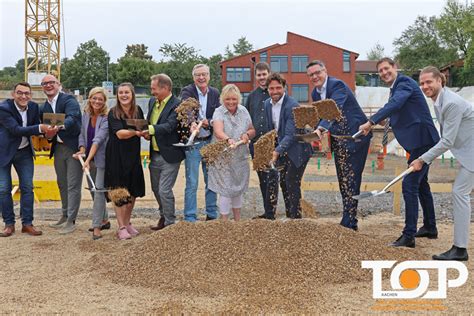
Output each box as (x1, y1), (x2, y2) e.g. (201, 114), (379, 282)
(59, 222), (76, 234)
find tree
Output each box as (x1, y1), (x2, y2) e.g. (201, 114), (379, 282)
(436, 0), (473, 57)
(113, 57), (157, 86)
(201, 53), (224, 90)
(124, 44), (153, 60)
(355, 74), (368, 86)
(393, 16), (458, 73)
(60, 40), (110, 90)
(366, 42), (385, 60)
(224, 36), (254, 59)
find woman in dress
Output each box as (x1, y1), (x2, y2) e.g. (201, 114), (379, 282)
(74, 87), (110, 240)
(208, 84), (256, 221)
(104, 83), (146, 240)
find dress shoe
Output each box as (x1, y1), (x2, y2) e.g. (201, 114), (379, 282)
(390, 235), (415, 248)
(252, 214), (275, 220)
(126, 223), (139, 236)
(150, 217), (165, 231)
(433, 245), (468, 261)
(59, 222), (76, 235)
(92, 233), (103, 240)
(415, 226), (438, 239)
(88, 221), (111, 232)
(0, 225), (15, 237)
(205, 215), (217, 221)
(49, 216), (68, 228)
(21, 225), (43, 236)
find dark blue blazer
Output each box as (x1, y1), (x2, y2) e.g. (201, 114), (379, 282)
(264, 95), (312, 168)
(179, 83), (220, 121)
(312, 76), (372, 152)
(41, 92), (82, 157)
(147, 95), (185, 164)
(370, 74), (440, 151)
(0, 99), (42, 167)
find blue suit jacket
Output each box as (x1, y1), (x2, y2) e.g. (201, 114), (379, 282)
(370, 74), (439, 151)
(265, 95), (312, 168)
(0, 99), (42, 167)
(312, 76), (372, 152)
(147, 95), (185, 164)
(41, 92), (82, 157)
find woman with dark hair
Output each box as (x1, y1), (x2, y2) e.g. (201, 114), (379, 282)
(104, 83), (146, 240)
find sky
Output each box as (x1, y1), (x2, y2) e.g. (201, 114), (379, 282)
(0, 0), (448, 69)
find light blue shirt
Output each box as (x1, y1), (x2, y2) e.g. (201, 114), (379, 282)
(196, 86), (211, 138)
(316, 76), (328, 100)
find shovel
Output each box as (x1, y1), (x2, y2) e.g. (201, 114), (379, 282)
(353, 166), (414, 200)
(78, 155), (109, 193)
(352, 130), (364, 139)
(173, 120), (203, 148)
(223, 139), (246, 152)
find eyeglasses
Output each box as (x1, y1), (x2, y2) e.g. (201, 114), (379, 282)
(41, 80), (58, 86)
(15, 91), (31, 97)
(193, 72), (209, 78)
(307, 69), (325, 77)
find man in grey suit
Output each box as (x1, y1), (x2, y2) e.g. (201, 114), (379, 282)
(411, 66), (474, 261)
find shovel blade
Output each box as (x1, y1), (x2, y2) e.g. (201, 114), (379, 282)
(352, 190), (379, 200)
(172, 141), (200, 148)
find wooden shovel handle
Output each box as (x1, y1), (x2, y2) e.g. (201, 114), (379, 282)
(382, 166), (414, 192)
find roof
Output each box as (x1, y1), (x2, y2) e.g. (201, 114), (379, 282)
(355, 60), (379, 73)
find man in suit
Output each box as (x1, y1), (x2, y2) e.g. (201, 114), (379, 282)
(245, 62), (277, 220)
(410, 66), (474, 261)
(359, 58), (440, 248)
(307, 60), (372, 231)
(266, 73), (312, 219)
(41, 74), (82, 234)
(179, 64), (220, 222)
(0, 82), (50, 237)
(146, 74), (185, 230)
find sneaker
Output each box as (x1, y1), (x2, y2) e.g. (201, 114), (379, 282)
(117, 227), (132, 240)
(49, 216), (67, 228)
(59, 222), (76, 235)
(126, 224), (139, 237)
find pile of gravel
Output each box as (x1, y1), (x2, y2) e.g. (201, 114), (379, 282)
(94, 220), (424, 311)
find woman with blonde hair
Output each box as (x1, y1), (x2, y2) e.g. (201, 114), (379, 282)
(74, 87), (110, 240)
(208, 84), (256, 220)
(104, 83), (146, 240)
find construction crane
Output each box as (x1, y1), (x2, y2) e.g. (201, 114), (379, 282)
(24, 0), (61, 85)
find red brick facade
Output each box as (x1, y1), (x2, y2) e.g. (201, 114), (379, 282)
(220, 32), (359, 103)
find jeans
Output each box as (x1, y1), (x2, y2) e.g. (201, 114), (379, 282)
(183, 139), (218, 221)
(0, 147), (34, 226)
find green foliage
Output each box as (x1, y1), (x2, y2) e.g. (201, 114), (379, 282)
(224, 36), (254, 59)
(60, 40), (109, 90)
(393, 16), (458, 73)
(201, 54), (224, 90)
(113, 57), (157, 86)
(355, 74), (368, 86)
(366, 42), (385, 61)
(436, 0), (473, 57)
(124, 44), (153, 60)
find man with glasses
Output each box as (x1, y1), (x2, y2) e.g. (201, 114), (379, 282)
(179, 64), (220, 221)
(41, 75), (82, 234)
(307, 60), (371, 231)
(0, 82), (50, 237)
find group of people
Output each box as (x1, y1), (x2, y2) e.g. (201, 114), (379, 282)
(0, 59), (472, 261)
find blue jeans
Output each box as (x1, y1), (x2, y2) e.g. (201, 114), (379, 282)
(402, 145), (437, 238)
(0, 147), (35, 226)
(183, 139), (218, 221)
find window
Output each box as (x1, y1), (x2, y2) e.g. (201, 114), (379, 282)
(226, 67), (251, 82)
(260, 51), (267, 63)
(242, 92), (250, 106)
(291, 55), (308, 72)
(291, 84), (309, 102)
(343, 51), (351, 72)
(270, 55), (288, 72)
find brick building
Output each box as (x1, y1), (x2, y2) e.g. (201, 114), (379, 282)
(220, 32), (359, 105)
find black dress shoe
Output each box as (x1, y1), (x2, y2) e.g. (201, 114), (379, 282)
(150, 217), (165, 231)
(433, 245), (468, 261)
(205, 215), (217, 221)
(415, 226), (438, 239)
(252, 214), (275, 220)
(88, 221), (111, 232)
(390, 235), (415, 248)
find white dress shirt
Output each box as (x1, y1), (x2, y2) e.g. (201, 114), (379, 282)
(14, 102), (29, 149)
(316, 76), (328, 100)
(196, 86), (211, 138)
(271, 93), (285, 130)
(48, 93), (64, 143)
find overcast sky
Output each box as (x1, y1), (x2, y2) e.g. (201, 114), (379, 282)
(1, 0), (447, 69)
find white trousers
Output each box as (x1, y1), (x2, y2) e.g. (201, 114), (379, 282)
(452, 165), (474, 248)
(218, 195), (243, 215)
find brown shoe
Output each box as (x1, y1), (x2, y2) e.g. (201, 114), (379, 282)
(150, 217), (165, 231)
(0, 225), (15, 237)
(21, 225), (43, 236)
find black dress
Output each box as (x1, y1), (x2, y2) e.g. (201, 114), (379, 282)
(104, 106), (145, 198)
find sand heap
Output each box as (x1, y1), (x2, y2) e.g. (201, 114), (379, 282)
(94, 220), (422, 312)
